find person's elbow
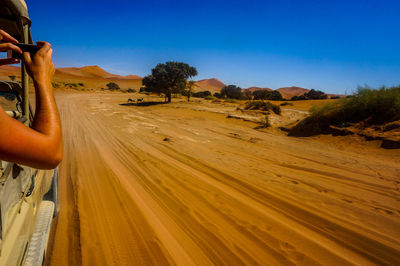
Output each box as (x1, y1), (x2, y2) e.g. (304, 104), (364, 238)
(41, 141), (63, 169)
(50, 142), (63, 168)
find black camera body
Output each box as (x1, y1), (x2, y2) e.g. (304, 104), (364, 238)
(8, 43), (40, 59)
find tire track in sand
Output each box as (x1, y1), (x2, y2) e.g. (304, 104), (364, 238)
(49, 93), (400, 265)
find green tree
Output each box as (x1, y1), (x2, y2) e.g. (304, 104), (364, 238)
(220, 85), (243, 99)
(253, 90), (270, 100)
(304, 89), (327, 99)
(106, 82), (120, 91)
(267, 90), (283, 101)
(142, 62), (198, 103)
(253, 90), (283, 101)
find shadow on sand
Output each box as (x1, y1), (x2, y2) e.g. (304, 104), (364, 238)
(120, 101), (169, 107)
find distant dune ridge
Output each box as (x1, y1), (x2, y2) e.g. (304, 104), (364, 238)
(276, 86), (310, 99)
(245, 87), (272, 92)
(0, 65), (331, 97)
(55, 65), (143, 80)
(0, 65), (20, 77)
(194, 78), (226, 93)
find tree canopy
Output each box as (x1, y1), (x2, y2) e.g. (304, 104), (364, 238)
(248, 89), (283, 101)
(220, 85), (243, 99)
(304, 89), (328, 99)
(142, 61), (198, 102)
(106, 82), (120, 91)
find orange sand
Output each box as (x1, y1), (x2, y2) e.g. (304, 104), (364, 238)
(48, 92), (400, 265)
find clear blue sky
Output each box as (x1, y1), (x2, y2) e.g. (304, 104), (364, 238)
(28, 0), (400, 94)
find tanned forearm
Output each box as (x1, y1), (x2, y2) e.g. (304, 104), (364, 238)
(32, 81), (63, 163)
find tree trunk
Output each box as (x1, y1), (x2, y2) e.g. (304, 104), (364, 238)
(167, 92), (172, 103)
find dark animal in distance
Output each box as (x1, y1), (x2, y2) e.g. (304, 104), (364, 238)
(137, 98), (144, 103)
(127, 98), (135, 103)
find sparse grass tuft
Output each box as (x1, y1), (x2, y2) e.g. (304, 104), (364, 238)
(225, 99), (237, 103)
(205, 95), (216, 100)
(260, 116), (270, 128)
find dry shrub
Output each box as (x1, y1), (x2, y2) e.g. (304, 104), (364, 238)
(245, 101), (281, 115)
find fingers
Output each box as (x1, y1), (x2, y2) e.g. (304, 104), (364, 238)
(36, 41), (52, 56)
(0, 58), (20, 66)
(23, 51), (32, 65)
(36, 41), (51, 52)
(36, 41), (49, 47)
(0, 43), (22, 54)
(0, 29), (18, 43)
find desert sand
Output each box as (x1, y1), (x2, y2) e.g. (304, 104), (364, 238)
(46, 92), (400, 265)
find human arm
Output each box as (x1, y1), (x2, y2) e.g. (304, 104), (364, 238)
(0, 35), (62, 169)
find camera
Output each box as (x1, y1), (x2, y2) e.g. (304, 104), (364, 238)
(5, 43), (40, 59)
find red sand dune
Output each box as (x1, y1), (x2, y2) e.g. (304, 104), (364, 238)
(277, 86), (310, 99)
(0, 65), (20, 79)
(245, 87), (272, 92)
(55, 67), (101, 78)
(194, 78), (226, 93)
(0, 65), (143, 90)
(124, 75), (142, 79)
(79, 65), (120, 79)
(56, 66), (142, 80)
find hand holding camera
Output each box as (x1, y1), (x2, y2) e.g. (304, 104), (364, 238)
(0, 29), (54, 88)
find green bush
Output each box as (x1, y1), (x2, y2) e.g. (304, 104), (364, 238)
(213, 92), (223, 99)
(289, 85), (400, 137)
(245, 100), (281, 115)
(253, 90), (283, 101)
(106, 82), (120, 91)
(310, 86), (400, 126)
(193, 91), (211, 98)
(205, 95), (216, 100)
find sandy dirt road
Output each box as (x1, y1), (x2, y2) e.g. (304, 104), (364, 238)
(49, 92), (400, 265)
